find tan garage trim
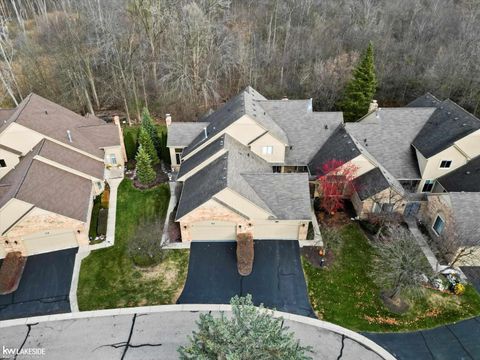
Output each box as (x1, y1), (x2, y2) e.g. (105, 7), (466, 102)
(23, 229), (78, 256)
(189, 221), (236, 241)
(253, 222), (300, 240)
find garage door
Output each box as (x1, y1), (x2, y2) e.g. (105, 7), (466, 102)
(23, 229), (78, 256)
(254, 223), (300, 240)
(189, 221), (236, 241)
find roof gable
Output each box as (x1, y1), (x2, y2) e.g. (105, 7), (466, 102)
(437, 156), (480, 192)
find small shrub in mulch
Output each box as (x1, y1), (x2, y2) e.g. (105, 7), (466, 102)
(301, 246), (334, 269)
(133, 163), (169, 189)
(237, 232), (254, 276)
(0, 252), (27, 295)
(97, 208), (108, 236)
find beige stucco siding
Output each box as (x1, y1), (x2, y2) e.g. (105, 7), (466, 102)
(418, 145), (468, 191)
(415, 148), (428, 175)
(0, 149), (20, 179)
(214, 188), (273, 220)
(250, 132), (286, 163)
(0, 123), (43, 155)
(348, 154), (377, 177)
(454, 129), (480, 159)
(0, 198), (33, 235)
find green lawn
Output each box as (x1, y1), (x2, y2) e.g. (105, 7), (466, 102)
(303, 223), (480, 332)
(78, 179), (189, 310)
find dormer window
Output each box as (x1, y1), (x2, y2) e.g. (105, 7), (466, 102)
(439, 160), (452, 168)
(422, 179), (434, 192)
(262, 146), (273, 155)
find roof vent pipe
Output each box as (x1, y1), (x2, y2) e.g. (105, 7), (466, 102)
(67, 130), (73, 143)
(369, 99), (378, 113)
(307, 98), (313, 112)
(203, 127), (208, 139)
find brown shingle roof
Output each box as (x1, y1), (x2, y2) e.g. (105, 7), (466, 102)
(38, 140), (105, 179)
(76, 124), (120, 148)
(0, 141), (93, 222)
(3, 93), (118, 158)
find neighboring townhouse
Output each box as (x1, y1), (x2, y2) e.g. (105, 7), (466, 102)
(168, 87), (343, 241)
(0, 93), (126, 259)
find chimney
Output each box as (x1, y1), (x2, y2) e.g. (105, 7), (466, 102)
(203, 127), (207, 139)
(368, 99), (378, 113)
(66, 130), (72, 143)
(113, 115), (120, 126)
(165, 113), (172, 127)
(282, 96), (288, 101)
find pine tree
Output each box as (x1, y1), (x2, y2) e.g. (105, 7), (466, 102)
(338, 42), (377, 122)
(138, 127), (159, 165)
(135, 145), (156, 184)
(141, 107), (161, 155)
(178, 295), (313, 359)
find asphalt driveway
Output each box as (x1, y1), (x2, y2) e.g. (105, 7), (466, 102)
(0, 247), (77, 320)
(177, 240), (315, 317)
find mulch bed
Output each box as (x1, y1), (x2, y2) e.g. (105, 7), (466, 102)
(301, 246), (335, 269)
(133, 163), (169, 189)
(0, 252), (27, 295)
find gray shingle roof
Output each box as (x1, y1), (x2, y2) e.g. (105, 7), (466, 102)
(177, 134), (226, 179)
(166, 122), (209, 147)
(308, 125), (361, 176)
(346, 108), (435, 179)
(175, 155), (228, 221)
(406, 93), (441, 108)
(242, 173), (311, 220)
(436, 156), (480, 192)
(353, 167), (390, 201)
(257, 100), (343, 165)
(181, 88), (288, 158)
(449, 192), (480, 245)
(411, 98), (480, 158)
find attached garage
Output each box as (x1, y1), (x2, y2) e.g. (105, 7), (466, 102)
(22, 229), (78, 256)
(189, 221), (236, 241)
(253, 221), (301, 240)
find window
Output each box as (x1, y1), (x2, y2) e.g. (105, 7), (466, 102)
(432, 215), (445, 236)
(273, 166), (282, 173)
(372, 202), (382, 214)
(0, 159), (6, 168)
(381, 203), (394, 213)
(440, 160), (452, 168)
(109, 154), (117, 165)
(262, 146), (273, 155)
(175, 148), (183, 164)
(422, 179), (434, 192)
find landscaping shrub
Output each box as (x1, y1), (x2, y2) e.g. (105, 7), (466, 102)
(178, 295), (313, 359)
(101, 185), (110, 208)
(124, 130), (137, 160)
(127, 218), (165, 267)
(97, 208), (108, 236)
(236, 232), (254, 276)
(0, 252), (27, 295)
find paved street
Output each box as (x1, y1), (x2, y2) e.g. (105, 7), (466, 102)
(365, 316), (480, 360)
(177, 240), (315, 317)
(0, 248), (77, 320)
(0, 309), (390, 360)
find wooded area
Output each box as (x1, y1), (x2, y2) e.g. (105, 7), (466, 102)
(1, 0), (479, 121)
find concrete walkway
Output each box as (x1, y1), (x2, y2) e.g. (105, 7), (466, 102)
(160, 181), (177, 246)
(0, 305), (394, 360)
(405, 218), (441, 273)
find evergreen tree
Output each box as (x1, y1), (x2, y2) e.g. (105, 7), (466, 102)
(135, 145), (156, 184)
(138, 127), (159, 165)
(124, 131), (137, 161)
(178, 295), (313, 359)
(141, 107), (161, 155)
(338, 42), (377, 122)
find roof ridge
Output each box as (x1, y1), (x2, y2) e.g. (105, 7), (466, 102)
(442, 98), (480, 122)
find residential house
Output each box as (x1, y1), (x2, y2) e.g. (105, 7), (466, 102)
(0, 94), (126, 259)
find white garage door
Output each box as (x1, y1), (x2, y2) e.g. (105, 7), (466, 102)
(189, 221), (236, 241)
(23, 229), (78, 256)
(254, 223), (300, 240)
